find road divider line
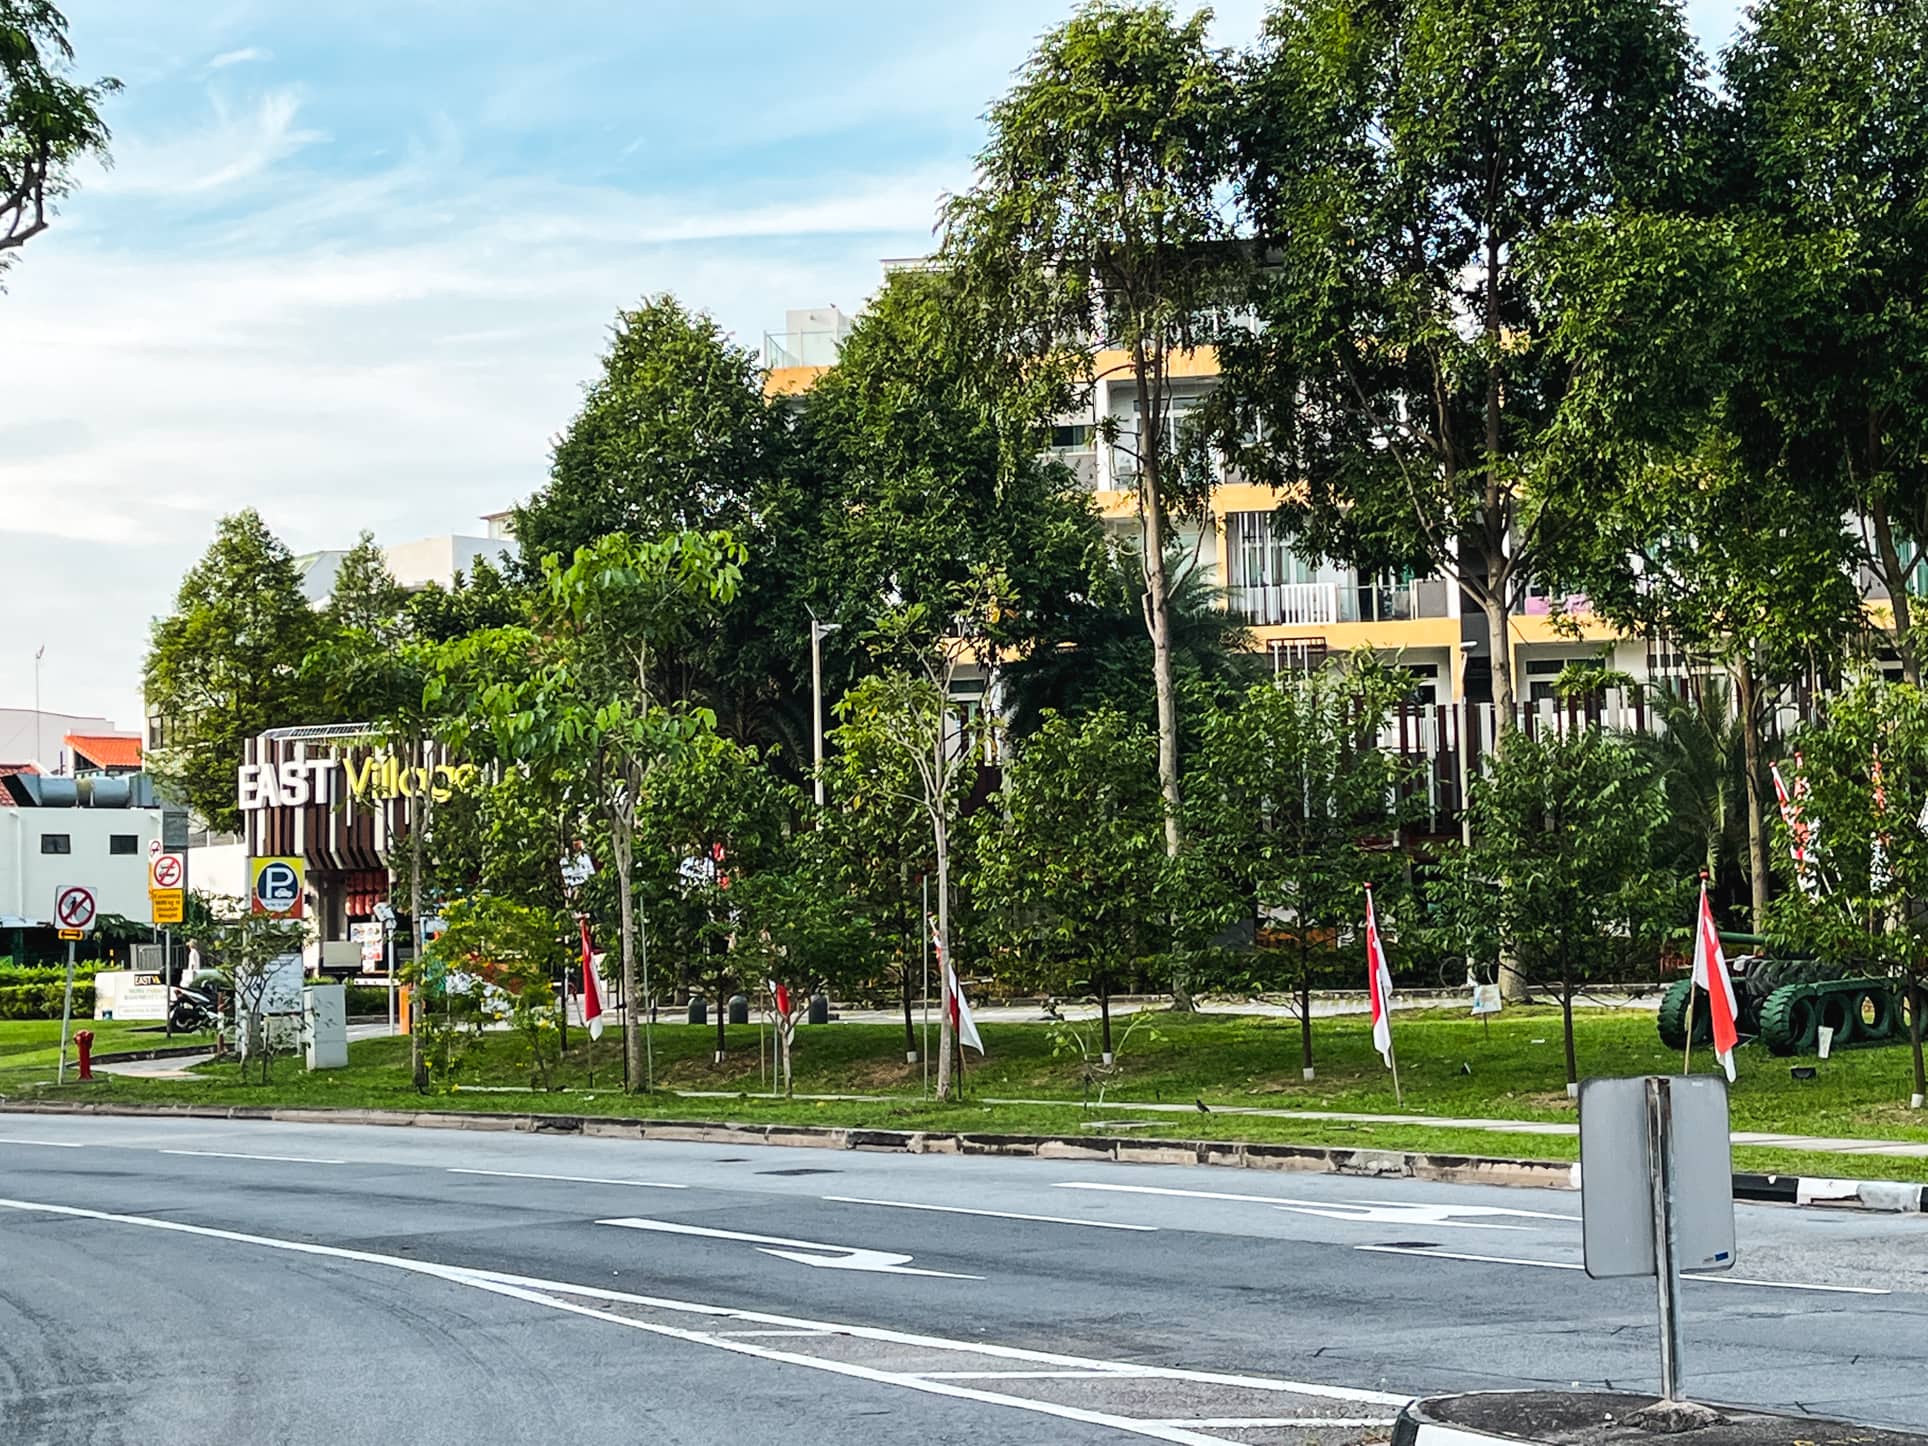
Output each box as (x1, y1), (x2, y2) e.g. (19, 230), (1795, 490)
(712, 1329), (837, 1338)
(822, 1195), (1157, 1231)
(1154, 1420), (1399, 1430)
(1355, 1244), (1891, 1295)
(0, 1138), (84, 1148)
(598, 1216), (983, 1279)
(159, 1149), (344, 1165)
(448, 1168), (687, 1189)
(0, 1194), (1410, 1409)
(921, 1370), (1157, 1380)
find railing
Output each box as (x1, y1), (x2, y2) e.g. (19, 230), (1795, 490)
(763, 330), (846, 369)
(1228, 582), (1341, 626)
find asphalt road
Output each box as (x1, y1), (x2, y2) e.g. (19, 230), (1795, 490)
(1, 1116), (1923, 1446)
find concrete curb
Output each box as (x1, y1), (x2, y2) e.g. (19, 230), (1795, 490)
(4, 1099), (1922, 1210)
(85, 1045), (217, 1065)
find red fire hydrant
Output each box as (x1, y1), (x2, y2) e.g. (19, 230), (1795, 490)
(74, 1029), (94, 1082)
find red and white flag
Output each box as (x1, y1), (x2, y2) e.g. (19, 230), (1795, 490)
(934, 924), (983, 1055)
(578, 917), (609, 1042)
(1691, 881), (1740, 1082)
(1872, 745), (1893, 891)
(1365, 885), (1395, 1070)
(770, 980), (792, 1018)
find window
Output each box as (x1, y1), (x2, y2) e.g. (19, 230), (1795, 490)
(1049, 423), (1092, 450)
(110, 834), (139, 855)
(40, 833), (71, 855)
(1226, 512), (1313, 588)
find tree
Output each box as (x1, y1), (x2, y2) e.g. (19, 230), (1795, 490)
(1724, 0), (1928, 682)
(325, 531), (410, 644)
(1188, 660), (1418, 1078)
(406, 555), (526, 644)
(512, 295), (778, 564)
(144, 510), (325, 833)
(1438, 726), (1679, 1095)
(431, 530), (745, 1092)
(942, 1), (1238, 858)
(183, 903), (307, 1084)
(428, 895), (565, 1090)
(1768, 675), (1928, 1108)
(0, 2), (117, 267)
(976, 707), (1167, 1064)
(1220, 0), (1710, 731)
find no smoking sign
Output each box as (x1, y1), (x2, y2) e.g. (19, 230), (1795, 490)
(150, 853), (184, 890)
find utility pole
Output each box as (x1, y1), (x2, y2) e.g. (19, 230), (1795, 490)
(33, 644), (45, 771)
(809, 614), (841, 807)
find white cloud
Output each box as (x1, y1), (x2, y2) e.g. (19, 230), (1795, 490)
(98, 87), (324, 196)
(205, 47), (271, 72)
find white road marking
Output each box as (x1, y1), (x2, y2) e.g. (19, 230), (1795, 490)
(823, 1195), (1158, 1231)
(159, 1149), (344, 1165)
(1155, 1420), (1400, 1430)
(1355, 1244), (1892, 1295)
(712, 1329), (836, 1338)
(448, 1168), (686, 1190)
(0, 1195), (1398, 1446)
(922, 1370), (1157, 1380)
(0, 1194), (1410, 1414)
(0, 1138), (84, 1148)
(1058, 1181), (1574, 1230)
(597, 1216), (984, 1279)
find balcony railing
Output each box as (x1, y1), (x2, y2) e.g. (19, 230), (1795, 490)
(1229, 582), (1342, 626)
(763, 329), (846, 369)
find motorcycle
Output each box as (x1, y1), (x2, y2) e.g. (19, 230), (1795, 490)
(168, 976), (223, 1033)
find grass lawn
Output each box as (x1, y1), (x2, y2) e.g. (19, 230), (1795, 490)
(0, 1018), (216, 1074)
(7, 1006), (1925, 1185)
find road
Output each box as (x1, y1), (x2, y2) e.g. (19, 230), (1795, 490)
(1, 1116), (1922, 1445)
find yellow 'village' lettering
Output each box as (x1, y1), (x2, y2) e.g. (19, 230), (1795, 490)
(342, 756), (477, 805)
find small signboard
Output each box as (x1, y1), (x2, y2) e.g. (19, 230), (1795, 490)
(149, 889), (185, 925)
(1581, 1074), (1735, 1278)
(250, 857), (305, 918)
(58, 928), (85, 941)
(54, 884), (96, 933)
(149, 852), (185, 891)
(1470, 983), (1503, 1016)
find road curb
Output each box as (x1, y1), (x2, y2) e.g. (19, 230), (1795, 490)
(4, 1098), (1921, 1209)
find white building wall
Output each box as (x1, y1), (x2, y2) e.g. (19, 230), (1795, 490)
(0, 709), (123, 771)
(1, 806), (162, 924)
(380, 534), (514, 590)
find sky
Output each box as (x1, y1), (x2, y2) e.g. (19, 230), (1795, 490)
(3, 0), (1747, 736)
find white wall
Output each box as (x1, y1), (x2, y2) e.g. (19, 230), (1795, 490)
(382, 534), (513, 590)
(0, 709), (124, 771)
(187, 840), (250, 906)
(1, 807), (162, 923)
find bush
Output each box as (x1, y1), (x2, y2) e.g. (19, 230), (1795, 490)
(0, 963), (107, 989)
(0, 983), (96, 1020)
(344, 985), (390, 1016)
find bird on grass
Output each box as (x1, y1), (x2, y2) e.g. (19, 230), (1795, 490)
(1195, 1098), (1211, 1114)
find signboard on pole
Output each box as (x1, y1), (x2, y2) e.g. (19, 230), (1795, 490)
(54, 884), (96, 933)
(149, 890), (185, 925)
(250, 857), (305, 918)
(149, 852), (185, 890)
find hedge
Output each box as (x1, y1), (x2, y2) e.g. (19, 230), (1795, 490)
(0, 983), (96, 1021)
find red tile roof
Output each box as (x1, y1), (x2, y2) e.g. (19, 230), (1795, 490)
(64, 733), (143, 770)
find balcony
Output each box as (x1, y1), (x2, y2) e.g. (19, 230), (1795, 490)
(763, 329), (847, 369)
(1230, 577), (1451, 627)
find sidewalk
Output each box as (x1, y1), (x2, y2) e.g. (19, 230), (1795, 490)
(94, 1021), (399, 1081)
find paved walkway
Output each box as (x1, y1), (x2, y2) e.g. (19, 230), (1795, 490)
(95, 1021), (399, 1080)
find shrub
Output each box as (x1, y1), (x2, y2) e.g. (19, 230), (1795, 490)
(0, 983), (96, 1020)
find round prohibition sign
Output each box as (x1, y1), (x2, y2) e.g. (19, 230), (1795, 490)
(152, 854), (184, 889)
(55, 886), (96, 930)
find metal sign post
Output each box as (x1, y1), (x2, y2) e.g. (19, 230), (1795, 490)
(1580, 1074), (1735, 1404)
(52, 884), (96, 1085)
(57, 935), (76, 1085)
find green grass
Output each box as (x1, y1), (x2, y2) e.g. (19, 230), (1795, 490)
(5, 1006), (1925, 1185)
(0, 1018), (216, 1079)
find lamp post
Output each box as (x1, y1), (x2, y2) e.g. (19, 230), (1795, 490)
(809, 615), (841, 807)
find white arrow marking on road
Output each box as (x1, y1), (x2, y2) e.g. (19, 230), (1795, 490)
(1057, 1181), (1576, 1229)
(597, 1217), (984, 1279)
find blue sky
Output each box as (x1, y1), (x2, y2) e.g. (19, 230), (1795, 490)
(5, 0), (1746, 733)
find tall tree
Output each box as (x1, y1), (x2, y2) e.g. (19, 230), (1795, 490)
(144, 510), (323, 833)
(325, 530), (410, 645)
(1221, 0), (1710, 730)
(0, 1), (117, 266)
(941, 1), (1238, 857)
(1725, 0), (1928, 681)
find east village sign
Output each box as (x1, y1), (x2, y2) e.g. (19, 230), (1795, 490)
(237, 753), (479, 812)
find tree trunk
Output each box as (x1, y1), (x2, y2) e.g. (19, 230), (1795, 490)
(934, 807), (956, 1101)
(1133, 357), (1184, 859)
(409, 781), (427, 1091)
(1560, 951), (1578, 1097)
(901, 953), (918, 1064)
(1733, 654), (1770, 932)
(1299, 924), (1314, 1079)
(1099, 977), (1113, 1065)
(613, 828), (641, 1092)
(1870, 496), (1920, 685)
(1482, 589), (1530, 1005)
(714, 954), (728, 1065)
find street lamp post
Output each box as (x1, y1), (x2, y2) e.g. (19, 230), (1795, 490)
(809, 615), (841, 807)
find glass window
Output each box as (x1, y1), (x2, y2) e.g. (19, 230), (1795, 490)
(110, 834), (139, 855)
(1049, 424), (1092, 449)
(40, 833), (71, 855)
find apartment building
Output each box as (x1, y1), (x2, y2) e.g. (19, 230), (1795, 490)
(759, 280), (1643, 713)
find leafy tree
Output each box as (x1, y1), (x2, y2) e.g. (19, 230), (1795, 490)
(429, 895), (565, 1090)
(144, 510), (325, 832)
(976, 707), (1167, 1063)
(1437, 727), (1680, 1094)
(1188, 660), (1418, 1078)
(406, 555), (526, 644)
(1768, 675), (1928, 1108)
(181, 904), (306, 1084)
(1724, 0), (1928, 681)
(432, 530), (745, 1092)
(1220, 0), (1710, 730)
(513, 295), (778, 564)
(325, 530), (410, 644)
(1, 1), (117, 267)
(942, 1), (1238, 856)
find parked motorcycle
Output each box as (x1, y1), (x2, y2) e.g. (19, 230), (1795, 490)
(168, 975), (224, 1033)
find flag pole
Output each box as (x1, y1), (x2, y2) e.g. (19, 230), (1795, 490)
(1683, 874), (1705, 1075)
(1388, 1031), (1403, 1107)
